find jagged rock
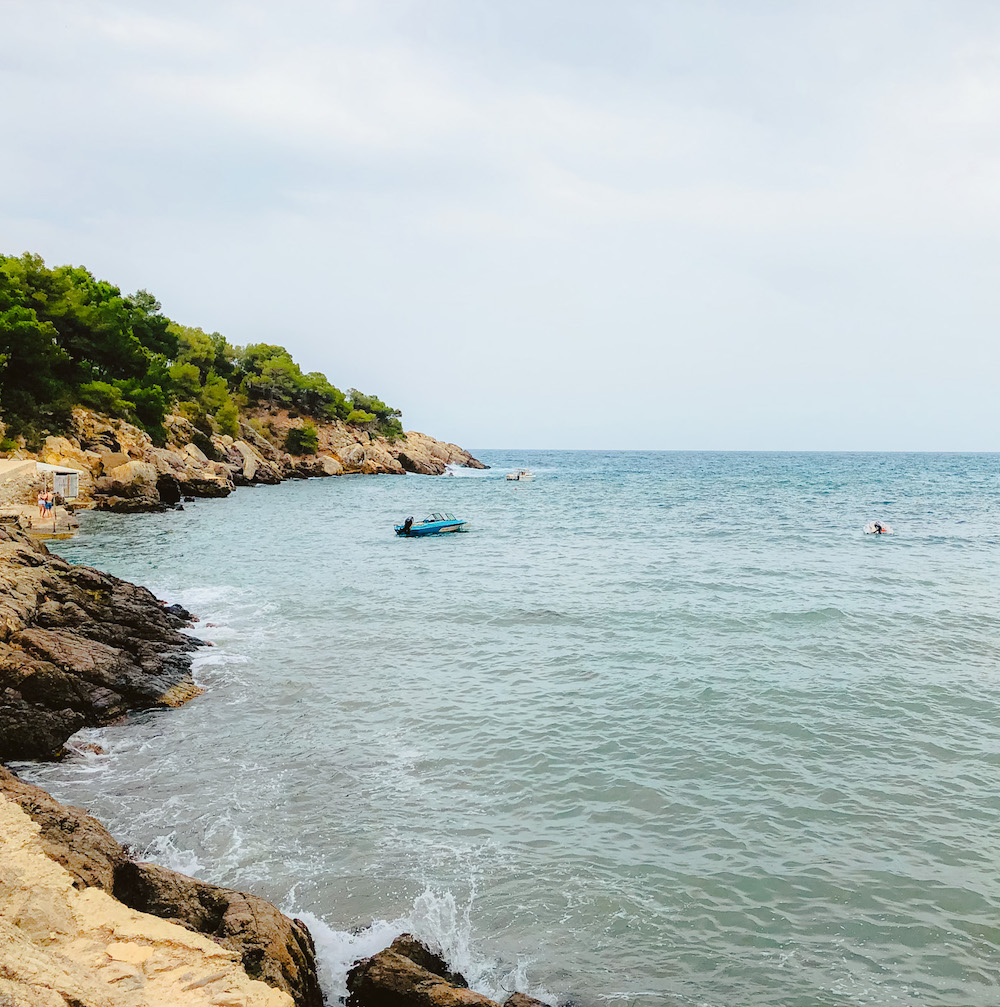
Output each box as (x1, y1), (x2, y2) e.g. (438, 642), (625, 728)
(347, 934), (497, 1007)
(385, 935), (468, 987)
(0, 765), (323, 1006)
(388, 432), (487, 476)
(504, 995), (550, 1007)
(0, 525), (202, 760)
(233, 439), (260, 481)
(118, 861), (322, 1005)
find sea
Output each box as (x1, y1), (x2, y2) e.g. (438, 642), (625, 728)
(15, 450), (1000, 1007)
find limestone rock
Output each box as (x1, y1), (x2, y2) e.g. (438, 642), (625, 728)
(183, 441), (208, 462)
(0, 781), (296, 1007)
(0, 766), (322, 1006)
(116, 861), (323, 1006)
(389, 431), (487, 476)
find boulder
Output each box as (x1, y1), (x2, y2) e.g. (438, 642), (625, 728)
(343, 444), (367, 469)
(347, 935), (497, 1007)
(106, 460), (158, 486)
(232, 440), (260, 481)
(100, 451), (129, 473)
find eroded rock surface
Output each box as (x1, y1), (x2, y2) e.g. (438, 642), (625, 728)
(0, 765), (323, 1006)
(0, 773), (304, 1007)
(0, 523), (203, 760)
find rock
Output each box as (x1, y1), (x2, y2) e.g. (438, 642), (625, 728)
(347, 935), (497, 1007)
(385, 935), (468, 987)
(503, 995), (551, 1007)
(232, 439), (260, 481)
(388, 432), (487, 476)
(319, 455), (343, 476)
(343, 444), (367, 468)
(157, 472), (182, 505)
(0, 766), (316, 1006)
(0, 525), (203, 760)
(100, 451), (129, 472)
(115, 861), (323, 1006)
(184, 442), (209, 463)
(95, 459), (163, 511)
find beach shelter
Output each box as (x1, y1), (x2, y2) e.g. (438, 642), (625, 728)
(36, 462), (84, 501)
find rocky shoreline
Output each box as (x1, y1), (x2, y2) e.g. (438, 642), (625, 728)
(0, 524), (555, 1007)
(0, 406), (486, 520)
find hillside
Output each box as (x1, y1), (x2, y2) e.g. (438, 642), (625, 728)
(0, 252), (484, 515)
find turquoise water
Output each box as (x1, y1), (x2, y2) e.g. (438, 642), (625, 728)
(20, 451), (1000, 1006)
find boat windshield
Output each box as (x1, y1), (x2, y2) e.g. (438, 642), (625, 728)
(422, 512), (458, 523)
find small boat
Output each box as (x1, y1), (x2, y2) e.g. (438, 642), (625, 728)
(395, 512), (467, 536)
(505, 469), (534, 481)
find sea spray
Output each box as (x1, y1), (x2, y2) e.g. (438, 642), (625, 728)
(296, 887), (556, 1005)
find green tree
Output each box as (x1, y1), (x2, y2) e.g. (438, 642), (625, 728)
(285, 423), (319, 454)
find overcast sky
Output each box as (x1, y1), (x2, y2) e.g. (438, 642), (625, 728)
(3, 1), (1000, 449)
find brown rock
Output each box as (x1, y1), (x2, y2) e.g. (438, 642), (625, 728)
(0, 766), (323, 1006)
(387, 934), (468, 987)
(347, 935), (496, 1007)
(504, 995), (551, 1007)
(0, 524), (203, 760)
(116, 861), (323, 1006)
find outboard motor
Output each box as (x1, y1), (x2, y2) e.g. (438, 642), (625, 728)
(403, 516), (414, 535)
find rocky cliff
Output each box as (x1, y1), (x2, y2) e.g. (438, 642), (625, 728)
(5, 407), (486, 515)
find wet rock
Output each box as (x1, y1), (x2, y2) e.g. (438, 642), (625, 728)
(347, 934), (497, 1007)
(503, 995), (551, 1007)
(0, 525), (203, 760)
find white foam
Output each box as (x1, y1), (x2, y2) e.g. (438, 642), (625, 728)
(295, 888), (556, 1006)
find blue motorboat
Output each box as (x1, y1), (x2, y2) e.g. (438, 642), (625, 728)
(395, 512), (467, 537)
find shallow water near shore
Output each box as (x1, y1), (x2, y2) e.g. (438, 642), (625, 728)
(19, 450), (1000, 1006)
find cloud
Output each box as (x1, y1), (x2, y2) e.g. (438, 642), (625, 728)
(4, 0), (1000, 447)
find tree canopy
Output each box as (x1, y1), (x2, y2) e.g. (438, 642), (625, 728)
(0, 252), (404, 449)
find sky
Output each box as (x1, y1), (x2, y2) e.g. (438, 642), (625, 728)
(3, 0), (1000, 450)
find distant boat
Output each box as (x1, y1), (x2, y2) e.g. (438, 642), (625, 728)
(395, 512), (467, 537)
(505, 469), (534, 481)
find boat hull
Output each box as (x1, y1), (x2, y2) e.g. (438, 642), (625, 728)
(395, 521), (466, 537)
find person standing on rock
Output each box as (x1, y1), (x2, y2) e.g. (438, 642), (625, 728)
(37, 490), (47, 519)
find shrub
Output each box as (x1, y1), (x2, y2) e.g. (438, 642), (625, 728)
(285, 423), (318, 455)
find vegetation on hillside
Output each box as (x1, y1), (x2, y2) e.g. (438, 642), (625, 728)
(0, 252), (404, 450)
